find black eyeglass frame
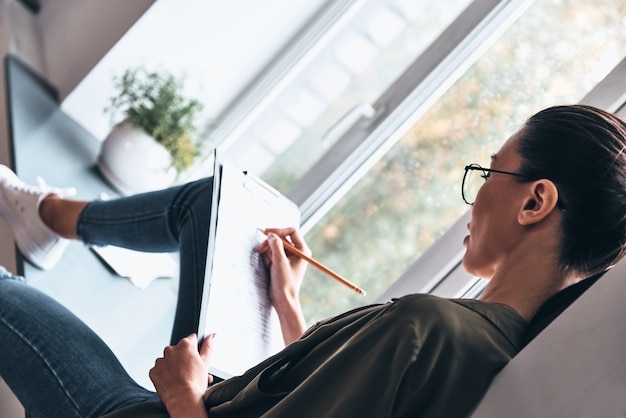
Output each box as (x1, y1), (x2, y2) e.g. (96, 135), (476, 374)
(462, 163), (529, 206)
(462, 163), (566, 211)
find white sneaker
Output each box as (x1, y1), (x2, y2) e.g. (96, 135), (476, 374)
(0, 165), (76, 270)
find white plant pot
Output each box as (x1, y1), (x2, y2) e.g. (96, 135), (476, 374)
(97, 122), (177, 195)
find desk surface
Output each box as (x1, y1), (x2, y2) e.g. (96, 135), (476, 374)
(7, 56), (176, 390)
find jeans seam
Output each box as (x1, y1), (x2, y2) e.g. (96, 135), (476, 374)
(169, 199), (202, 338)
(0, 316), (82, 416)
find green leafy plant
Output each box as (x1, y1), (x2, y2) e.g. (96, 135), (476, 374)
(105, 67), (204, 175)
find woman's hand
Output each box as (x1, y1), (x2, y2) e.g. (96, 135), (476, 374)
(149, 333), (215, 418)
(258, 227), (308, 344)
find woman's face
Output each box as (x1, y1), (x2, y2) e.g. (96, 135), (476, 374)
(462, 130), (526, 279)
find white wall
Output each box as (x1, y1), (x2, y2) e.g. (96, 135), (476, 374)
(37, 0), (155, 99)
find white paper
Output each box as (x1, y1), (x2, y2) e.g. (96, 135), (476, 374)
(91, 245), (178, 289)
(200, 160), (300, 378)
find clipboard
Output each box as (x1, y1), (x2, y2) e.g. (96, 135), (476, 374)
(198, 151), (300, 379)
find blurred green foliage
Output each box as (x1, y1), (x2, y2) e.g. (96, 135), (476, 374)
(106, 68), (203, 175)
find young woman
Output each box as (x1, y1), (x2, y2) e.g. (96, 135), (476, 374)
(0, 104), (625, 417)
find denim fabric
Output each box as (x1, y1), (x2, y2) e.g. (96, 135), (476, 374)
(0, 177), (213, 417)
(0, 272), (159, 418)
(77, 177), (213, 344)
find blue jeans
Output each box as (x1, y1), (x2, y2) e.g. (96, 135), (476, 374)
(0, 177), (213, 417)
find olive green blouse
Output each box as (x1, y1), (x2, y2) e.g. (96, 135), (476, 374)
(103, 294), (527, 418)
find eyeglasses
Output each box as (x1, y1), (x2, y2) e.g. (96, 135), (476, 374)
(462, 163), (567, 210)
(461, 163), (527, 205)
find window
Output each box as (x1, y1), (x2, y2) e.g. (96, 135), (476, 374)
(211, 0), (473, 192)
(269, 0), (626, 323)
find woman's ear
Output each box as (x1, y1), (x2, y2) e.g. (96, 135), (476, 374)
(518, 180), (560, 225)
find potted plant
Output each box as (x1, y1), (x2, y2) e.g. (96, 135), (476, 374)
(98, 67), (204, 194)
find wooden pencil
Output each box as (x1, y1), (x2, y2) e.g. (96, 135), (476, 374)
(260, 229), (366, 296)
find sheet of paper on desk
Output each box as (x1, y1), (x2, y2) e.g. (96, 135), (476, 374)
(90, 245), (178, 289)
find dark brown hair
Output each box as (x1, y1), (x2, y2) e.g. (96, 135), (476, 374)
(518, 104), (626, 275)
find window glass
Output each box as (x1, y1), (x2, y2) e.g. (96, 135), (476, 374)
(225, 0), (473, 191)
(301, 0), (626, 324)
